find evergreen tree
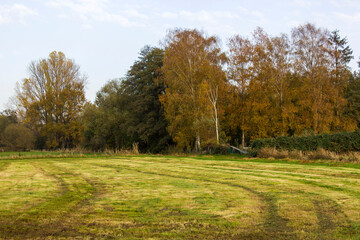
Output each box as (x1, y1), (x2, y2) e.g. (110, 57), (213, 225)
(121, 46), (172, 153)
(82, 46), (171, 153)
(345, 72), (360, 128)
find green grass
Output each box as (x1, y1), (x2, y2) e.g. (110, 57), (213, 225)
(0, 151), (111, 160)
(0, 151), (49, 156)
(1, 155), (360, 239)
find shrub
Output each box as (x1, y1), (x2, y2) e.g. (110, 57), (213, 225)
(202, 143), (231, 155)
(255, 147), (360, 162)
(251, 131), (360, 153)
(2, 124), (34, 151)
(257, 147), (289, 159)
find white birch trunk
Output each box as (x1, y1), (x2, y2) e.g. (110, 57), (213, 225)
(195, 134), (201, 152)
(207, 86), (219, 144)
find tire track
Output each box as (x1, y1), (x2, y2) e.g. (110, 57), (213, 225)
(0, 161), (103, 239)
(90, 161), (296, 239)
(120, 158), (360, 199)
(0, 162), (10, 172)
(99, 159), (355, 238)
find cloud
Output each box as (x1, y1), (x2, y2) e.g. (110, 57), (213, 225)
(331, 0), (360, 10)
(238, 6), (267, 25)
(161, 10), (239, 22)
(45, 0), (147, 28)
(123, 9), (148, 20)
(159, 10), (240, 36)
(328, 1), (360, 27)
(292, 0), (320, 7)
(161, 11), (178, 19)
(0, 3), (38, 25)
(336, 12), (360, 23)
(288, 20), (302, 27)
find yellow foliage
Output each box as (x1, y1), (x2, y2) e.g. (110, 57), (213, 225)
(16, 51), (86, 149)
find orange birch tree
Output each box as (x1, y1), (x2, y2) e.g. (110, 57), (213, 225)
(161, 29), (225, 151)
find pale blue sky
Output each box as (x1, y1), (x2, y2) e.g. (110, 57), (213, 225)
(1, 0), (360, 110)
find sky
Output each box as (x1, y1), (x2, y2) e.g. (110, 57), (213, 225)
(1, 0), (360, 111)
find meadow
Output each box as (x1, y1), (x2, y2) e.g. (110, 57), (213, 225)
(0, 154), (360, 239)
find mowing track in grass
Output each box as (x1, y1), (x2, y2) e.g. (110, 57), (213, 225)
(0, 156), (360, 239)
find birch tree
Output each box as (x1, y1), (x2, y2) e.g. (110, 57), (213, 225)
(291, 23), (354, 133)
(227, 35), (253, 147)
(161, 29), (225, 151)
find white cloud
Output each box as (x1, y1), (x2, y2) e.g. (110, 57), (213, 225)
(292, 0), (320, 7)
(0, 3), (37, 25)
(336, 12), (360, 23)
(238, 6), (267, 24)
(45, 0), (147, 28)
(338, 0), (360, 10)
(161, 10), (239, 22)
(123, 9), (148, 20)
(162, 11), (178, 19)
(288, 20), (302, 27)
(158, 10), (240, 37)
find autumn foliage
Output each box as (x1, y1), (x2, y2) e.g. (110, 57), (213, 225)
(16, 51), (86, 149)
(224, 23), (356, 148)
(161, 29), (226, 151)
(11, 23), (360, 152)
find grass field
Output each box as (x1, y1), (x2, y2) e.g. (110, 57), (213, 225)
(0, 151), (97, 158)
(0, 155), (360, 239)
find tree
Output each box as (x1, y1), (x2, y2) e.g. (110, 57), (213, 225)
(345, 72), (360, 128)
(292, 23), (334, 133)
(328, 30), (355, 131)
(265, 33), (293, 136)
(347, 58), (360, 128)
(329, 30), (353, 74)
(227, 28), (293, 145)
(244, 28), (276, 139)
(161, 29), (226, 151)
(82, 46), (172, 153)
(81, 102), (109, 151)
(82, 79), (129, 151)
(227, 35), (253, 147)
(291, 24), (356, 133)
(225, 24), (358, 143)
(121, 46), (172, 153)
(16, 51), (86, 149)
(2, 124), (34, 151)
(0, 110), (18, 150)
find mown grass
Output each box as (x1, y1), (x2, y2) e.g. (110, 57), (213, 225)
(0, 151), (87, 158)
(0, 155), (360, 239)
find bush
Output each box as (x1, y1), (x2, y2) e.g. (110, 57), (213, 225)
(256, 147), (289, 159)
(202, 143), (231, 155)
(255, 147), (360, 162)
(2, 124), (34, 151)
(251, 131), (360, 153)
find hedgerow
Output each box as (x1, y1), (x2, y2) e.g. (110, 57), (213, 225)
(251, 131), (360, 153)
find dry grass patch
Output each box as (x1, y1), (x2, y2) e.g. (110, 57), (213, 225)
(258, 147), (360, 163)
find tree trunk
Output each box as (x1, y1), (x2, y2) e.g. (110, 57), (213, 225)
(214, 106), (219, 144)
(241, 129), (245, 149)
(195, 134), (201, 152)
(207, 86), (219, 145)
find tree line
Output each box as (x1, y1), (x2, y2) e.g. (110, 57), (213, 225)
(2, 23), (360, 152)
